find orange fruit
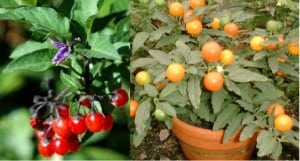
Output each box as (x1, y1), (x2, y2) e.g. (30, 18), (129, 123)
(169, 2), (184, 17)
(220, 49), (234, 65)
(223, 23), (239, 37)
(156, 82), (165, 91)
(183, 9), (200, 23)
(288, 42), (299, 56)
(274, 114), (293, 132)
(189, 0), (205, 9)
(278, 36), (285, 46)
(267, 103), (285, 117)
(201, 41), (222, 62)
(203, 71), (224, 92)
(211, 18), (220, 30)
(130, 100), (139, 118)
(250, 36), (264, 51)
(276, 71), (285, 77)
(276, 57), (286, 63)
(186, 20), (203, 35)
(166, 63), (185, 82)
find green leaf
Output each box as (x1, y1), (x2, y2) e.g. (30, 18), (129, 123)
(211, 88), (227, 113)
(213, 104), (239, 130)
(149, 26), (173, 41)
(135, 99), (152, 134)
(148, 50), (172, 65)
(131, 58), (157, 69)
(156, 34), (190, 48)
(223, 113), (243, 143)
(3, 49), (56, 73)
(279, 63), (299, 77)
(86, 32), (121, 60)
(236, 99), (254, 112)
(188, 77), (201, 109)
(227, 66), (268, 82)
(253, 51), (267, 61)
(159, 83), (179, 98)
(271, 141), (282, 158)
(256, 130), (276, 157)
(0, 0), (37, 7)
(132, 129), (148, 147)
(268, 56), (279, 73)
(113, 42), (130, 50)
(224, 78), (241, 96)
(69, 55), (83, 74)
(144, 84), (158, 97)
(60, 71), (81, 89)
(157, 102), (176, 117)
(0, 7), (70, 36)
(71, 0), (99, 29)
(10, 40), (51, 59)
(239, 125), (258, 141)
(132, 32), (149, 54)
(253, 82), (284, 103)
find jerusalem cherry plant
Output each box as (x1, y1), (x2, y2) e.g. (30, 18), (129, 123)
(131, 0), (298, 159)
(0, 0), (129, 158)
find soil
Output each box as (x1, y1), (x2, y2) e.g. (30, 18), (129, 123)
(131, 107), (299, 160)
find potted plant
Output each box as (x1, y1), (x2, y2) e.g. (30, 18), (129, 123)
(130, 0), (299, 160)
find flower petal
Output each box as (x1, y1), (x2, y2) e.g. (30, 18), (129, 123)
(52, 46), (71, 65)
(50, 39), (67, 48)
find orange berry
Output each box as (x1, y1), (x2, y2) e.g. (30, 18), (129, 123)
(223, 23), (239, 37)
(169, 2), (184, 17)
(189, 0), (206, 9)
(203, 71), (224, 92)
(250, 36), (264, 51)
(201, 41), (222, 62)
(274, 114), (293, 132)
(186, 20), (203, 35)
(267, 103), (285, 117)
(211, 18), (220, 30)
(220, 49), (234, 65)
(276, 57), (286, 63)
(183, 9), (200, 23)
(166, 63), (185, 82)
(276, 71), (285, 77)
(288, 42), (299, 56)
(130, 100), (139, 118)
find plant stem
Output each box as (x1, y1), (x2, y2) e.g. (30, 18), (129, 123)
(83, 57), (91, 94)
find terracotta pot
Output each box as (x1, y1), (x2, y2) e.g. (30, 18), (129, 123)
(172, 117), (258, 160)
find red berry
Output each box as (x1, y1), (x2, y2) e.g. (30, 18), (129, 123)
(35, 128), (54, 140)
(68, 115), (87, 135)
(30, 117), (43, 129)
(38, 138), (54, 157)
(68, 135), (80, 152)
(57, 103), (70, 118)
(110, 88), (128, 108)
(103, 114), (114, 132)
(52, 118), (71, 138)
(52, 137), (69, 155)
(80, 98), (92, 107)
(85, 112), (104, 132)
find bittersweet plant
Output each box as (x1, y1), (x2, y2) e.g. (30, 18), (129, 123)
(0, 0), (130, 158)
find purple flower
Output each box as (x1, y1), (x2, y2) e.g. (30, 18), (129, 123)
(50, 39), (71, 65)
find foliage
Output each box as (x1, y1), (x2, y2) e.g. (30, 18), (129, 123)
(130, 0), (299, 159)
(0, 0), (130, 159)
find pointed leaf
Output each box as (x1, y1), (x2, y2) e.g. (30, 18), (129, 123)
(188, 77), (201, 109)
(213, 104), (239, 130)
(3, 49), (56, 73)
(239, 125), (258, 141)
(134, 99), (152, 134)
(10, 40), (51, 59)
(0, 7), (70, 36)
(60, 71), (81, 89)
(148, 50), (172, 65)
(71, 0), (99, 28)
(86, 32), (120, 60)
(159, 83), (179, 98)
(149, 26), (173, 41)
(224, 78), (241, 96)
(132, 32), (149, 54)
(144, 84), (158, 97)
(211, 88), (227, 113)
(223, 113), (243, 143)
(236, 99), (254, 112)
(256, 130), (276, 157)
(131, 58), (157, 69)
(227, 66), (268, 82)
(268, 56), (279, 73)
(157, 102), (176, 117)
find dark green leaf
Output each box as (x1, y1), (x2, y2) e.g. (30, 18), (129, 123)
(131, 58), (157, 69)
(69, 55), (83, 74)
(211, 88), (227, 113)
(213, 104), (239, 130)
(223, 113), (243, 143)
(268, 56), (279, 73)
(0, 7), (70, 36)
(132, 32), (149, 53)
(224, 78), (241, 96)
(144, 84), (158, 97)
(149, 26), (173, 41)
(253, 82), (284, 103)
(227, 66), (268, 82)
(10, 40), (50, 59)
(60, 71), (81, 89)
(279, 63), (299, 77)
(71, 0), (99, 29)
(157, 102), (176, 117)
(148, 50), (172, 65)
(159, 83), (179, 98)
(188, 77), (201, 109)
(0, 0), (37, 7)
(187, 50), (202, 64)
(236, 99), (254, 112)
(3, 49), (56, 73)
(86, 32), (121, 60)
(239, 125), (258, 141)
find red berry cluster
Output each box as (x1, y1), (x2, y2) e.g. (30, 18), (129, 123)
(29, 88), (128, 157)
